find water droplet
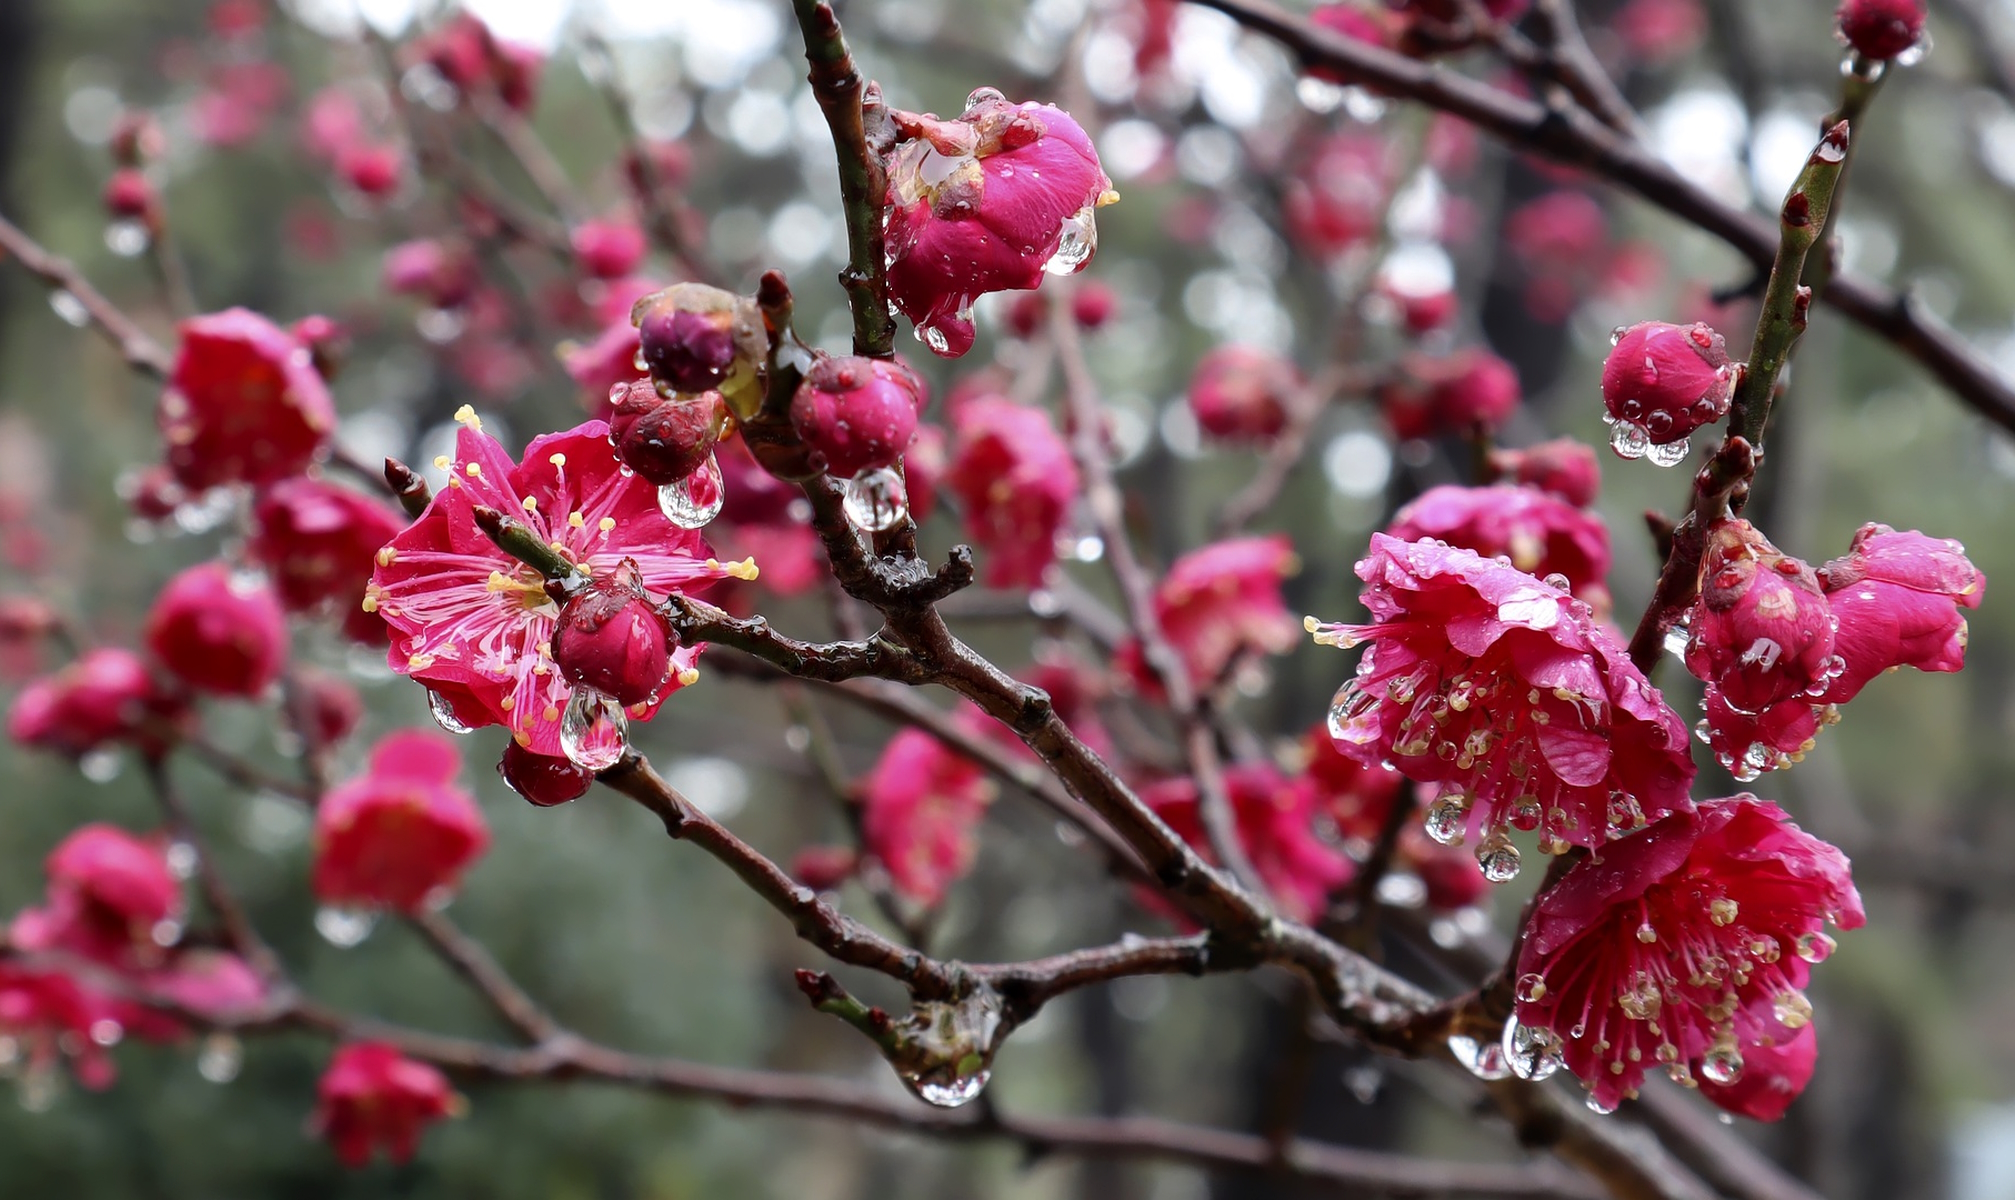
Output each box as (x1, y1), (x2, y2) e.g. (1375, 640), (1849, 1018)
(151, 918), (183, 947)
(1476, 831), (1521, 883)
(104, 219), (149, 257)
(904, 1068), (990, 1107)
(49, 290), (89, 327)
(1586, 1091), (1619, 1114)
(1701, 1044), (1743, 1086)
(1609, 325), (1630, 347)
(165, 840), (198, 880)
(784, 724), (812, 752)
(1645, 437), (1693, 468)
(1663, 622), (1692, 660)
(1043, 205), (1098, 277)
(1374, 872), (1427, 908)
(77, 747), (123, 783)
(416, 306), (465, 344)
(1509, 796), (1542, 832)
(1447, 1033), (1511, 1080)
(1515, 973), (1548, 1003)
(918, 324), (950, 354)
(89, 1019), (123, 1047)
(427, 689), (474, 735)
(1636, 921), (1658, 944)
(964, 86), (1006, 111)
(315, 906), (377, 948)
(1343, 1064), (1383, 1104)
(1795, 930), (1836, 963)
(197, 1032), (242, 1083)
(841, 466), (909, 532)
(1894, 33), (1929, 68)
(1424, 791), (1470, 846)
(1608, 418), (1650, 460)
(560, 687), (629, 772)
(1328, 680), (1376, 740)
(1773, 990), (1812, 1030)
(1607, 791), (1645, 832)
(657, 451), (725, 529)
(1503, 1018), (1564, 1082)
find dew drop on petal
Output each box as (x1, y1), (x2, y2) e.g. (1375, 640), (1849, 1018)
(841, 466), (910, 532)
(1043, 205), (1099, 277)
(1515, 973), (1548, 1003)
(1503, 1018), (1563, 1082)
(1447, 1033), (1511, 1080)
(918, 324), (951, 354)
(658, 451), (726, 529)
(427, 689), (474, 735)
(315, 906), (377, 948)
(1773, 989), (1813, 1030)
(1608, 419), (1650, 460)
(1610, 325), (1630, 347)
(560, 688), (629, 772)
(1645, 436), (1693, 468)
(1795, 930), (1836, 963)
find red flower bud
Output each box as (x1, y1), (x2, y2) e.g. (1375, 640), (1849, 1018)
(382, 239), (477, 309)
(1385, 349), (1521, 438)
(313, 1042), (460, 1167)
(1488, 438), (1601, 508)
(1071, 281), (1117, 330)
(295, 666), (364, 748)
(336, 143), (403, 199)
(250, 478), (405, 617)
(1187, 345), (1302, 444)
(1836, 0), (1924, 62)
(1602, 321), (1734, 461)
(791, 844), (860, 891)
(6, 648), (178, 758)
(1684, 521), (1837, 714)
(571, 219), (647, 281)
(144, 562), (289, 698)
(1815, 523), (1983, 703)
(313, 731), (489, 913)
(790, 356), (924, 479)
(550, 568), (674, 707)
(497, 741), (594, 807)
(608, 379), (723, 485)
(102, 169), (157, 223)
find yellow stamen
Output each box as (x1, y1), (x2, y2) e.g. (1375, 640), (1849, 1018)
(453, 405), (483, 431)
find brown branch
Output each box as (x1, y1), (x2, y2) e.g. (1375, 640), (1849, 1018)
(406, 908), (562, 1044)
(0, 210), (173, 376)
(142, 758), (283, 982)
(1191, 0), (2015, 435)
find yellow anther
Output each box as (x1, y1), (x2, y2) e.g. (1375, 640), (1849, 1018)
(453, 405), (482, 431)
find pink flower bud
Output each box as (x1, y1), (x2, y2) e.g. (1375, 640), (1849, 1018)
(250, 478), (405, 617)
(550, 567), (674, 708)
(158, 309), (336, 491)
(313, 731), (489, 913)
(631, 284), (765, 409)
(296, 666), (364, 748)
(1284, 132), (1399, 261)
(1684, 521), (1836, 714)
(6, 648), (177, 757)
(144, 562), (289, 698)
(1142, 764), (1351, 924)
(1488, 438), (1601, 508)
(336, 143), (403, 199)
(1384, 349), (1522, 438)
(791, 844), (860, 892)
(608, 380), (724, 485)
(382, 239), (477, 309)
(1506, 191), (1609, 276)
(571, 219), (647, 281)
(1815, 523), (1984, 703)
(1121, 536), (1302, 694)
(1187, 345), (1303, 444)
(1836, 0), (1924, 61)
(947, 397), (1078, 587)
(314, 1042), (461, 1167)
(858, 726), (995, 906)
(884, 90), (1116, 357)
(497, 741), (594, 807)
(102, 168), (157, 223)
(624, 140), (692, 195)
(1699, 686), (1826, 780)
(790, 356), (923, 480)
(1602, 321), (1734, 451)
(123, 464), (187, 523)
(1071, 281), (1117, 329)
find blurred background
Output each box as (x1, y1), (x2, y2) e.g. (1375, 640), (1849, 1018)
(1, 0), (2014, 1196)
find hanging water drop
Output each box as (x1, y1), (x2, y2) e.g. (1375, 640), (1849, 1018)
(841, 466), (910, 532)
(919, 324), (950, 354)
(1043, 205), (1099, 277)
(1795, 930), (1836, 963)
(657, 451), (725, 529)
(104, 219), (149, 257)
(315, 906), (377, 948)
(1476, 831), (1521, 883)
(1700, 1044), (1743, 1086)
(49, 290), (90, 327)
(1610, 325), (1630, 347)
(1502, 1018), (1564, 1082)
(1773, 989), (1812, 1030)
(197, 1032), (242, 1083)
(903, 1068), (991, 1108)
(560, 687), (629, 771)
(427, 689), (474, 735)
(78, 747), (123, 784)
(1608, 419), (1650, 460)
(1423, 791), (1469, 846)
(964, 86), (1006, 110)
(1663, 621), (1692, 660)
(1645, 437), (1693, 468)
(1447, 1033), (1511, 1081)
(1586, 1091), (1619, 1115)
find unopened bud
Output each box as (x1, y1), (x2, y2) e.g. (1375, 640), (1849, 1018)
(1602, 321), (1734, 448)
(608, 379), (724, 486)
(102, 169), (158, 224)
(789, 356), (924, 479)
(497, 740), (595, 807)
(1836, 0), (1925, 62)
(549, 564), (673, 707)
(630, 283), (766, 417)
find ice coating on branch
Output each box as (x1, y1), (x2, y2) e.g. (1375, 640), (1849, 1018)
(157, 309), (335, 491)
(313, 730), (489, 913)
(365, 417), (748, 757)
(1385, 484), (1611, 608)
(1514, 796), (1862, 1117)
(313, 1042), (462, 1167)
(143, 561), (290, 698)
(1311, 535), (1694, 872)
(883, 90), (1117, 357)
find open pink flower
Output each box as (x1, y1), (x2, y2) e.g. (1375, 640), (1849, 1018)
(946, 398), (1079, 588)
(884, 90), (1117, 357)
(1385, 485), (1611, 606)
(250, 478), (405, 625)
(0, 963), (120, 1090)
(1122, 536), (1301, 695)
(366, 413), (750, 756)
(10, 824), (181, 971)
(1489, 438), (1601, 508)
(1697, 1024), (1816, 1122)
(1514, 796), (1862, 1117)
(1382, 349), (1522, 440)
(313, 730), (489, 913)
(1698, 686), (1830, 782)
(857, 724), (996, 907)
(1312, 535), (1694, 877)
(1816, 523), (1984, 704)
(314, 1042), (461, 1167)
(144, 561), (290, 698)
(1141, 763), (1352, 923)
(8, 647), (181, 758)
(157, 309), (336, 491)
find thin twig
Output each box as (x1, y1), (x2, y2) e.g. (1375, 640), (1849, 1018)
(0, 210), (173, 376)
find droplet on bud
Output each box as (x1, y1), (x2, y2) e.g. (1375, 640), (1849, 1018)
(1608, 418), (1651, 460)
(1644, 436), (1693, 468)
(841, 466), (910, 532)
(1043, 205), (1099, 277)
(559, 687), (629, 772)
(314, 906), (377, 948)
(657, 451), (726, 529)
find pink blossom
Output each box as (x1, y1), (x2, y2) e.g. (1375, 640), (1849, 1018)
(1123, 536), (1302, 695)
(571, 219), (647, 281)
(250, 478), (406, 625)
(550, 564), (675, 708)
(1187, 345), (1303, 444)
(1382, 349), (1522, 440)
(1836, 0), (1925, 61)
(857, 726), (996, 907)
(561, 325), (645, 410)
(1602, 321), (1734, 453)
(791, 356), (924, 479)
(1698, 687), (1829, 781)
(7, 648), (180, 758)
(884, 91), (1117, 357)
(946, 398), (1079, 588)
(1816, 523), (1984, 704)
(1284, 132), (1398, 260)
(1141, 763), (1353, 924)
(144, 562), (290, 698)
(0, 963), (120, 1089)
(313, 730), (489, 913)
(1488, 438), (1601, 508)
(1697, 1025), (1816, 1122)
(11, 824), (181, 971)
(1386, 485), (1611, 606)
(366, 415), (750, 755)
(314, 1042), (461, 1167)
(1313, 535), (1695, 873)
(608, 381), (724, 486)
(1514, 796), (1862, 1116)
(383, 239), (478, 309)
(158, 309), (335, 491)
(1300, 722), (1404, 843)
